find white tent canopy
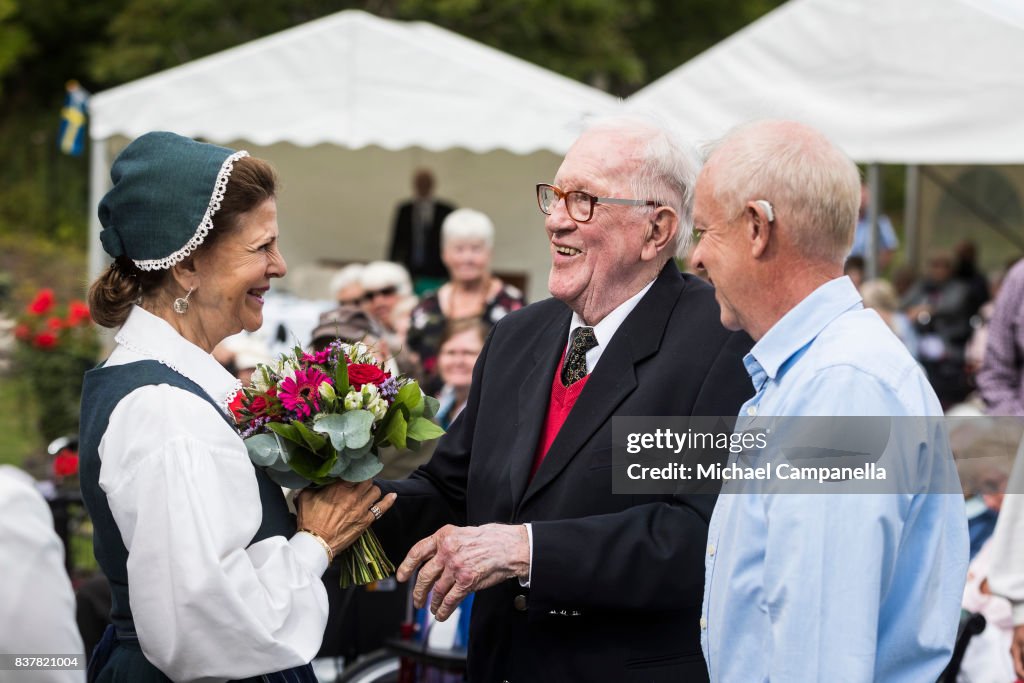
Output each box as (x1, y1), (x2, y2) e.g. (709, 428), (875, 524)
(628, 0), (1024, 165)
(88, 10), (620, 303)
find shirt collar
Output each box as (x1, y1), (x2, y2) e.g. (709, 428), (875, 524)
(115, 305), (242, 411)
(567, 279), (655, 368)
(746, 276), (863, 383)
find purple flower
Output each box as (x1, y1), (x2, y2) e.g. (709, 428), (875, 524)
(379, 375), (399, 400)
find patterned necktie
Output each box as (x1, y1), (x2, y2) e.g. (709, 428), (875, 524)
(561, 326), (599, 386)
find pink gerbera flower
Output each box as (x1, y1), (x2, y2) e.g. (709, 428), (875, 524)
(278, 368), (330, 419)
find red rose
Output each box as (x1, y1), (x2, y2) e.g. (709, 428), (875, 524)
(47, 317), (63, 330)
(246, 395), (273, 416)
(347, 363), (387, 389)
(228, 392), (244, 419)
(28, 289), (55, 315)
(53, 453), (79, 478)
(33, 331), (58, 349)
(14, 324), (30, 340)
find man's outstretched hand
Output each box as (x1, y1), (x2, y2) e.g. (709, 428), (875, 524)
(396, 524), (530, 621)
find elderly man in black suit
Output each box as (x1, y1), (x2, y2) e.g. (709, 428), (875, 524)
(373, 114), (752, 682)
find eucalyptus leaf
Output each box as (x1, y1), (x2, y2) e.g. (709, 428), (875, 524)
(344, 439), (374, 459)
(327, 451), (353, 478)
(339, 454), (384, 482)
(264, 467), (312, 490)
(313, 411), (374, 451)
(244, 433), (282, 468)
(407, 416), (446, 442)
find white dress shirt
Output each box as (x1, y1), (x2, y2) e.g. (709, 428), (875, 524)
(98, 306), (328, 682)
(0, 466), (86, 683)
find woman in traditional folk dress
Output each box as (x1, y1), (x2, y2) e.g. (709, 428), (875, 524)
(80, 132), (395, 683)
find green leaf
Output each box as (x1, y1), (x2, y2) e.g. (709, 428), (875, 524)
(267, 421), (305, 448)
(423, 395), (441, 420)
(244, 433), (283, 468)
(334, 357), (350, 396)
(395, 382), (422, 411)
(292, 419), (328, 453)
(407, 416), (446, 443)
(382, 411), (408, 450)
(339, 453), (384, 482)
(280, 439), (337, 485)
(313, 411), (374, 451)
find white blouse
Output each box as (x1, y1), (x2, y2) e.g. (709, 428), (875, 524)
(97, 306), (328, 683)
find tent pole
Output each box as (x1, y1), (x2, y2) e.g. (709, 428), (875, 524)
(903, 164), (920, 272)
(866, 163), (881, 280)
(88, 137), (109, 284)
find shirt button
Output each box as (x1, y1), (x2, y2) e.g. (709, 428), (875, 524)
(707, 544), (716, 556)
(700, 616), (708, 630)
(513, 594), (528, 611)
(746, 405), (757, 416)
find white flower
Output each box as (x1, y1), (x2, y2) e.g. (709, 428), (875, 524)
(252, 365), (272, 393)
(368, 397), (388, 420)
(319, 382), (337, 401)
(361, 383), (380, 403)
(343, 390), (362, 411)
(276, 357), (299, 383)
(352, 342), (372, 362)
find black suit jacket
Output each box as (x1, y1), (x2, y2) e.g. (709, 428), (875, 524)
(377, 263), (753, 682)
(388, 198), (455, 279)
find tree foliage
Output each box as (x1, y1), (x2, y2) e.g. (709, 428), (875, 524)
(0, 0), (785, 247)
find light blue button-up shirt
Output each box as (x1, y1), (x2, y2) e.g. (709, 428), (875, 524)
(701, 276), (969, 682)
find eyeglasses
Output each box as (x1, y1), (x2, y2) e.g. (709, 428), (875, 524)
(536, 183), (659, 223)
(362, 286), (398, 301)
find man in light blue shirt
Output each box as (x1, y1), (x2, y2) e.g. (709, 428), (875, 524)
(689, 120), (969, 682)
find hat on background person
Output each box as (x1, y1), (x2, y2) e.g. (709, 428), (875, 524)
(98, 131), (249, 271)
(310, 305), (379, 349)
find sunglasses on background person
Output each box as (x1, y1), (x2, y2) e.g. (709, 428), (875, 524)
(339, 286), (399, 307)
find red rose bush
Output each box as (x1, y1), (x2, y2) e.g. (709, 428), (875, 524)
(13, 288), (99, 443)
(232, 340), (445, 585)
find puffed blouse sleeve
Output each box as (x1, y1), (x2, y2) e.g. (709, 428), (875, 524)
(98, 384), (329, 682)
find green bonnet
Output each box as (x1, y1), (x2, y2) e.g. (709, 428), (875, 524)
(98, 131), (250, 271)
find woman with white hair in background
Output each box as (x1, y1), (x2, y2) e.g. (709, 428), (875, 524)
(861, 278), (920, 360)
(330, 263), (365, 307)
(406, 208), (524, 392)
(359, 260), (419, 376)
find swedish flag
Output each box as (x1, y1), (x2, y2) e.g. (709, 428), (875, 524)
(58, 80), (89, 156)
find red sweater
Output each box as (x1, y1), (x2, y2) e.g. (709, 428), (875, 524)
(531, 351), (590, 479)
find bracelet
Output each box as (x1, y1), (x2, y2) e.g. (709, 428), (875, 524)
(299, 528), (334, 564)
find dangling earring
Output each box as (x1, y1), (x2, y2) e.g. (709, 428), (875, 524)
(173, 287), (194, 315)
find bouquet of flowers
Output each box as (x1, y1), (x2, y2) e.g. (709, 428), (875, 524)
(231, 340), (445, 587)
(13, 288), (99, 442)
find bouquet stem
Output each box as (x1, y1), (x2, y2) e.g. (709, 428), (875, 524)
(338, 528), (396, 588)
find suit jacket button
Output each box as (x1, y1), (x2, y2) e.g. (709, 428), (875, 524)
(513, 594), (528, 611)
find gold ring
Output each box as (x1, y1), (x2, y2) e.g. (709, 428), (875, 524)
(369, 504), (382, 521)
